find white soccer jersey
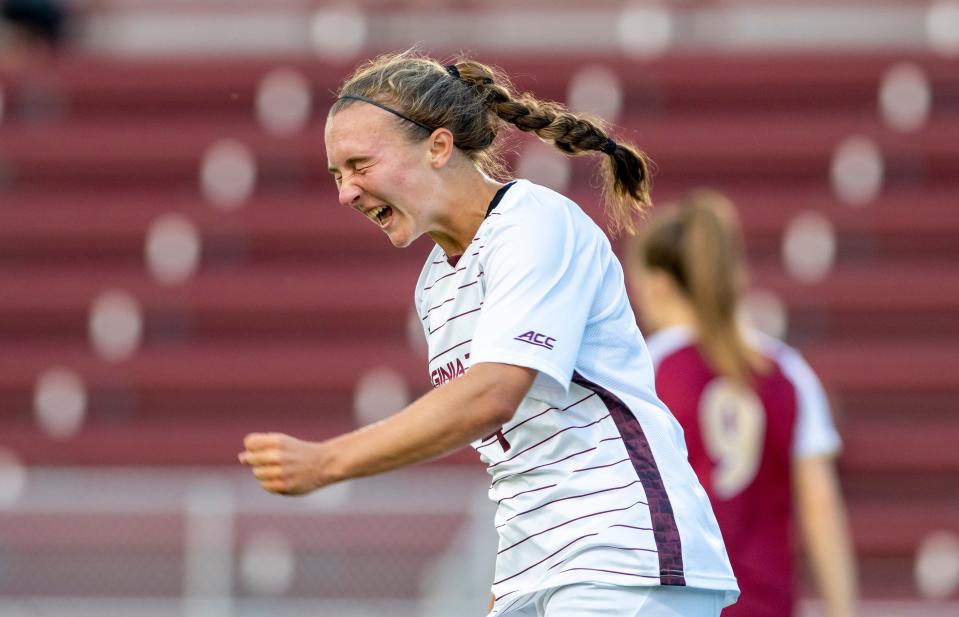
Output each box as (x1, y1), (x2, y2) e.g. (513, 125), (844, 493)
(645, 326), (842, 459)
(414, 180), (738, 615)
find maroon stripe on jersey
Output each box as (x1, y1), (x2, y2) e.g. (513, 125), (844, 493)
(494, 592), (526, 616)
(497, 480), (643, 527)
(423, 266), (466, 290)
(612, 524), (654, 532)
(556, 567), (661, 580)
(428, 305), (482, 335)
(582, 544), (657, 554)
(478, 405), (557, 450)
(547, 544), (658, 573)
(477, 394), (592, 449)
(497, 483), (557, 505)
(426, 278), (483, 310)
(491, 447), (596, 487)
(489, 414), (611, 469)
(481, 393), (594, 449)
(424, 297), (456, 315)
(476, 437), (507, 451)
(572, 456), (630, 474)
(421, 279), (484, 321)
(497, 405), (556, 438)
(572, 372), (687, 586)
(428, 339), (472, 364)
(498, 499), (646, 555)
(493, 533), (599, 585)
(502, 392), (596, 439)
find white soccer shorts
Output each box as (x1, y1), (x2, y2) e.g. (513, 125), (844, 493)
(492, 583), (727, 617)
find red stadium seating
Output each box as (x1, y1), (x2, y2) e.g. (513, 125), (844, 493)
(1, 50), (957, 602)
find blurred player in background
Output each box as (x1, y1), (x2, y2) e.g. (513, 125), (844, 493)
(629, 190), (858, 617)
(239, 50), (739, 616)
(0, 0), (68, 70)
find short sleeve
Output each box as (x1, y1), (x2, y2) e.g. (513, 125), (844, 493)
(469, 196), (602, 398)
(779, 345), (842, 459)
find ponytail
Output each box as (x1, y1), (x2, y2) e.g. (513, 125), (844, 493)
(453, 59), (651, 236)
(639, 190), (767, 382)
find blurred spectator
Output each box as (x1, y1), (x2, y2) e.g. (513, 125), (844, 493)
(1, 0), (69, 70)
(1, 0), (71, 126)
(627, 190), (859, 617)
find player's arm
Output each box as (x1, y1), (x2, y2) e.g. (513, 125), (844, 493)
(238, 362), (535, 495)
(794, 454), (858, 617)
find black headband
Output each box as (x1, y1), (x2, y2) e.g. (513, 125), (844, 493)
(336, 94), (436, 133)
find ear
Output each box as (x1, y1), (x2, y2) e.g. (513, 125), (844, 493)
(427, 128), (455, 169)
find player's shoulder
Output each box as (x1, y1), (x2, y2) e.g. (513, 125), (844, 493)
(746, 329), (819, 388)
(482, 180), (611, 272)
(498, 178), (576, 211)
(485, 179), (591, 238)
(645, 325), (697, 369)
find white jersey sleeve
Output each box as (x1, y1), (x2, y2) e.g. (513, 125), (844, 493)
(776, 343), (843, 459)
(469, 190), (600, 398)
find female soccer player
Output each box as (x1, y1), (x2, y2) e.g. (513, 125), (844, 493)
(239, 51), (738, 616)
(629, 190), (858, 617)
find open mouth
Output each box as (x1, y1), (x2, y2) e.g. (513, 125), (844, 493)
(367, 205), (393, 228)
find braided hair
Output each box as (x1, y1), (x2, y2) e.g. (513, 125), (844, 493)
(331, 50), (652, 236)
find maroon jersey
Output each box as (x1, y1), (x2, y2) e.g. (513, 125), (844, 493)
(646, 326), (840, 617)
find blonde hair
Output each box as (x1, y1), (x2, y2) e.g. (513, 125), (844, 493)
(330, 49), (652, 236)
(636, 190), (768, 382)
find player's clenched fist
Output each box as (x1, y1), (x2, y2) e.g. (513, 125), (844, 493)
(238, 432), (330, 495)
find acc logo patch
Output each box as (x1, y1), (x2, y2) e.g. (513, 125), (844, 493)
(514, 330), (556, 350)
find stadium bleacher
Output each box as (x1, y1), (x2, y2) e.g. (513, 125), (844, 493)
(1, 2), (957, 613)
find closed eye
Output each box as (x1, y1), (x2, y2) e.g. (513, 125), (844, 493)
(329, 158), (374, 187)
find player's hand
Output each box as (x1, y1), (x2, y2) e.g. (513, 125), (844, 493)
(238, 432), (329, 496)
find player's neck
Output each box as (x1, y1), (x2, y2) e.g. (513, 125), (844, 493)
(428, 168), (505, 256)
(653, 296), (698, 332)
